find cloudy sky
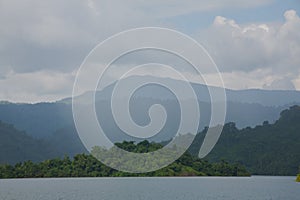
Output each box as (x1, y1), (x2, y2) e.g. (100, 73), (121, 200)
(0, 0), (299, 103)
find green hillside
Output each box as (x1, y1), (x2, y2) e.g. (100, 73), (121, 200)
(1, 105), (299, 176)
(0, 121), (59, 164)
(190, 106), (300, 175)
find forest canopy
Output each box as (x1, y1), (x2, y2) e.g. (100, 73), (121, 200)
(0, 141), (250, 178)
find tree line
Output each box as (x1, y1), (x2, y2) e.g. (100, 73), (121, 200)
(0, 140), (250, 178)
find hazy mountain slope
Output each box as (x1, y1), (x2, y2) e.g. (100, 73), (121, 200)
(64, 75), (300, 106)
(0, 121), (59, 164)
(0, 76), (299, 140)
(48, 126), (88, 156)
(0, 102), (73, 138)
(0, 98), (289, 141)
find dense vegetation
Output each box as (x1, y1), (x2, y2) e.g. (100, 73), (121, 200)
(189, 105), (300, 175)
(0, 141), (250, 178)
(0, 102), (73, 138)
(0, 121), (61, 164)
(0, 105), (299, 176)
(297, 167), (300, 182)
(0, 121), (87, 165)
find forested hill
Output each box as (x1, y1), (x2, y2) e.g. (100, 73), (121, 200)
(189, 105), (300, 175)
(0, 122), (250, 178)
(0, 121), (59, 164)
(0, 105), (299, 176)
(0, 141), (250, 178)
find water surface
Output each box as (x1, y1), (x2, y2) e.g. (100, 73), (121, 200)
(0, 176), (299, 200)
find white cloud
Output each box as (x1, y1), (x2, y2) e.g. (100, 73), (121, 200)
(196, 10), (300, 90)
(200, 69), (295, 91)
(263, 77), (296, 90)
(0, 70), (75, 103)
(0, 0), (276, 74)
(293, 74), (300, 90)
(0, 0), (299, 102)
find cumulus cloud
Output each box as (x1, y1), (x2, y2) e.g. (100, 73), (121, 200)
(198, 9), (300, 90)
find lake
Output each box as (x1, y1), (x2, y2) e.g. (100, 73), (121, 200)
(0, 176), (299, 200)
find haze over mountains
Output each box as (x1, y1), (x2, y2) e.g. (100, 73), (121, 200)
(64, 76), (300, 106)
(0, 76), (299, 141)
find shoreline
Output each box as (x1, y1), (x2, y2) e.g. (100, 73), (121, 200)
(3, 175), (300, 180)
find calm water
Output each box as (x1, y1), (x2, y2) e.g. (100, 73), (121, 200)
(0, 176), (299, 200)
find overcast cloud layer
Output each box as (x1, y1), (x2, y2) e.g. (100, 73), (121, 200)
(0, 0), (299, 102)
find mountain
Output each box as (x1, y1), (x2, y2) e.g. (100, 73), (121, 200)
(0, 121), (59, 164)
(63, 75), (300, 106)
(0, 76), (299, 141)
(0, 120), (87, 165)
(189, 105), (300, 175)
(48, 126), (88, 156)
(0, 75), (299, 166)
(0, 102), (73, 138)
(0, 105), (299, 176)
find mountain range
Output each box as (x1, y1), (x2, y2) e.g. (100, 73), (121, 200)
(0, 76), (299, 141)
(0, 105), (299, 175)
(0, 76), (299, 175)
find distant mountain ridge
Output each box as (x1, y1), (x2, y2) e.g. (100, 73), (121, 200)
(0, 75), (299, 140)
(62, 75), (300, 106)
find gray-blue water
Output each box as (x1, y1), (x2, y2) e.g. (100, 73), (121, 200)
(0, 176), (299, 200)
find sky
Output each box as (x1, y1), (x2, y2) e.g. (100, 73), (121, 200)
(0, 0), (300, 103)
